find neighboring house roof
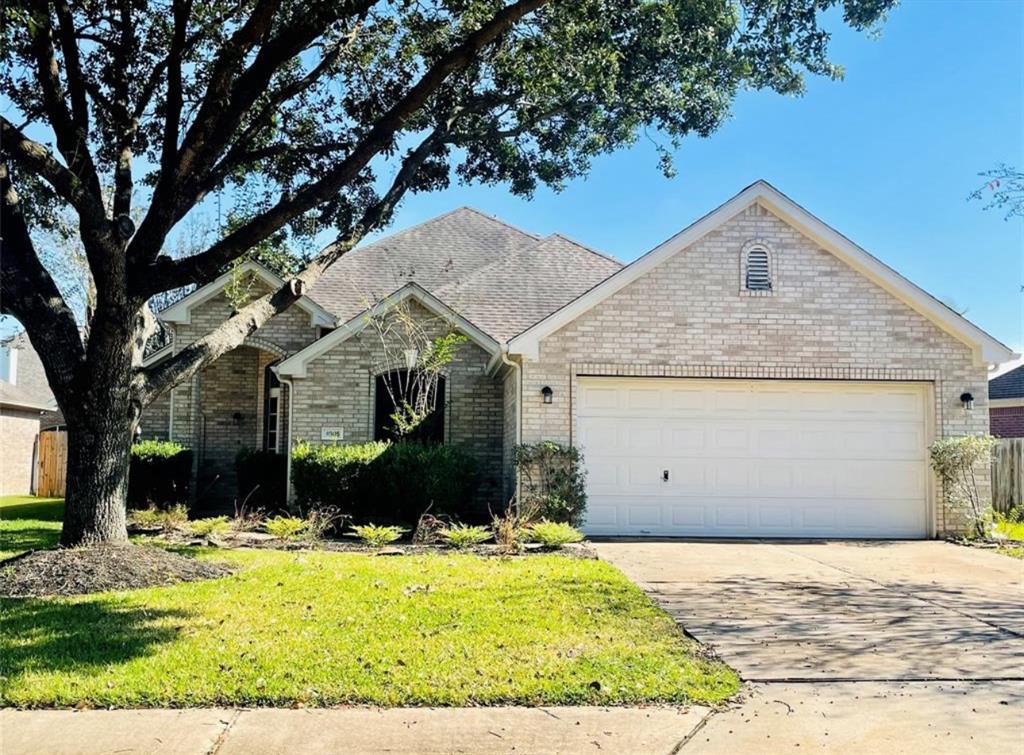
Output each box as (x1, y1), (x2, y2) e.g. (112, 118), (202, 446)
(990, 364), (1024, 400)
(276, 283), (502, 378)
(158, 261), (337, 328)
(508, 180), (1016, 366)
(0, 379), (56, 412)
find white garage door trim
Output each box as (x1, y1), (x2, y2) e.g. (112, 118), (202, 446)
(577, 377), (934, 539)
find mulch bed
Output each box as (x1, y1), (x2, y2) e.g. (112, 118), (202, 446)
(0, 543), (232, 598)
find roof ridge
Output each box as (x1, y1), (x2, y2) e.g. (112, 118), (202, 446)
(543, 233), (623, 266)
(456, 206), (542, 241)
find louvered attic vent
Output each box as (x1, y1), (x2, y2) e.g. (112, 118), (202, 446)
(745, 248), (771, 291)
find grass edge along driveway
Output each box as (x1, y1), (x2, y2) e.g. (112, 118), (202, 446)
(1, 497), (739, 709)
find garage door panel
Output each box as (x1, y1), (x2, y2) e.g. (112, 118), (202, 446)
(578, 378), (930, 539)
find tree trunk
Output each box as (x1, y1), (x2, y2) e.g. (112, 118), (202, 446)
(60, 384), (138, 547)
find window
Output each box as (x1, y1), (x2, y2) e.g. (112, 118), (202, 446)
(374, 370), (445, 444)
(263, 363), (281, 452)
(744, 246), (772, 291)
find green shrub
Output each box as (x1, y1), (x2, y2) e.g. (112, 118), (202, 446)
(513, 442), (587, 525)
(128, 504), (189, 531)
(292, 441), (480, 525)
(929, 434), (999, 539)
(439, 524), (491, 549)
(291, 440), (390, 512)
(190, 516), (230, 537)
(350, 523), (407, 548)
(128, 440), (192, 509)
(235, 448), (288, 514)
(265, 516), (307, 540)
(527, 520), (584, 549)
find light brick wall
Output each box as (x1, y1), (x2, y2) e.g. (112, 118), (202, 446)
(290, 300), (505, 511)
(501, 366), (518, 502)
(139, 392), (170, 440)
(158, 287), (319, 507)
(521, 203), (990, 535)
(0, 407), (40, 495)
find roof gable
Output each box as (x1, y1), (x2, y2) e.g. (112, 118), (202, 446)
(158, 260), (336, 328)
(508, 181), (1016, 366)
(276, 283), (500, 378)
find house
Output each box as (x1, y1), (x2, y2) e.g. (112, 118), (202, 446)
(1, 331), (64, 430)
(989, 364), (1024, 437)
(140, 180), (1015, 538)
(0, 380), (57, 496)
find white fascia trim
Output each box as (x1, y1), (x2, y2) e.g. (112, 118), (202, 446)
(276, 282), (501, 378)
(991, 398), (1024, 409)
(507, 180), (1017, 367)
(141, 343), (172, 367)
(158, 260), (336, 329)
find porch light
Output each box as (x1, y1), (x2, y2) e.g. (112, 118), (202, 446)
(404, 348), (419, 369)
(960, 392), (974, 411)
(541, 386), (553, 404)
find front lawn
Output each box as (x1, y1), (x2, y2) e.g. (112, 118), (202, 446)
(1, 499), (739, 708)
(0, 496), (64, 560)
(994, 518), (1024, 559)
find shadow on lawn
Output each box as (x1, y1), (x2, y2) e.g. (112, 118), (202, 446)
(1, 527), (61, 555)
(0, 599), (189, 678)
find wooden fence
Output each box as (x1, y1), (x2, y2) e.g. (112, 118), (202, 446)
(36, 429), (67, 498)
(992, 437), (1023, 514)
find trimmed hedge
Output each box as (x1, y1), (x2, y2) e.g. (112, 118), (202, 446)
(236, 448), (289, 514)
(292, 441), (480, 525)
(128, 440), (192, 509)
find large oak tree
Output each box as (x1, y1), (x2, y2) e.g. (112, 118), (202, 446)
(1, 0), (894, 546)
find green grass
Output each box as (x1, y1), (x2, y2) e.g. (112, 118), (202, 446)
(1, 549), (739, 708)
(0, 496), (64, 560)
(0, 496), (739, 708)
(995, 519), (1024, 542)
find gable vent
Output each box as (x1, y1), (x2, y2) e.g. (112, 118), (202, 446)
(745, 248), (771, 291)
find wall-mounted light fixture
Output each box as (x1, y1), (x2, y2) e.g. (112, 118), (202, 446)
(541, 386), (553, 404)
(960, 392), (974, 411)
(403, 348), (419, 369)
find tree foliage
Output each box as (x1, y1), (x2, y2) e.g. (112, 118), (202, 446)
(0, 0), (894, 545)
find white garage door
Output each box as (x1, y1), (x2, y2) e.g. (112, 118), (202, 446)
(578, 378), (930, 539)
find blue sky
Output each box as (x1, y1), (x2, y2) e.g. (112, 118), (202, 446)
(3, 0), (1022, 375)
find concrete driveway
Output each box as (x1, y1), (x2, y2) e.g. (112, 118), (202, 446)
(595, 540), (1024, 752)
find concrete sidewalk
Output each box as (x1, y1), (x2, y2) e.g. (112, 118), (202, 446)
(4, 681), (1022, 755)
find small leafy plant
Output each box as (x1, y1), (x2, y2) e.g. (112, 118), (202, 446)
(128, 504), (189, 531)
(527, 520), (585, 549)
(929, 434), (999, 538)
(439, 524), (491, 549)
(265, 516), (308, 540)
(190, 516), (230, 537)
(350, 523), (407, 548)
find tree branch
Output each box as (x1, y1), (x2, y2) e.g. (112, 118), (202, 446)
(139, 127), (448, 403)
(136, 0), (550, 295)
(0, 165), (86, 403)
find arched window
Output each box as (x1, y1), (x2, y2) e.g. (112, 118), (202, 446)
(744, 245), (772, 291)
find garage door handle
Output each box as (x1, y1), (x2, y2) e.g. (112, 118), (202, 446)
(662, 470), (669, 482)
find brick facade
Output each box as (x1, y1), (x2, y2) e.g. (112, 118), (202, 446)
(518, 203), (990, 535)
(991, 406), (1024, 438)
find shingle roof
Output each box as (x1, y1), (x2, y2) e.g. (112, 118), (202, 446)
(990, 364), (1024, 400)
(433, 234), (622, 341)
(307, 208), (621, 341)
(0, 379), (55, 411)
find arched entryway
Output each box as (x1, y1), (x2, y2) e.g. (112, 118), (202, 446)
(194, 340), (288, 511)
